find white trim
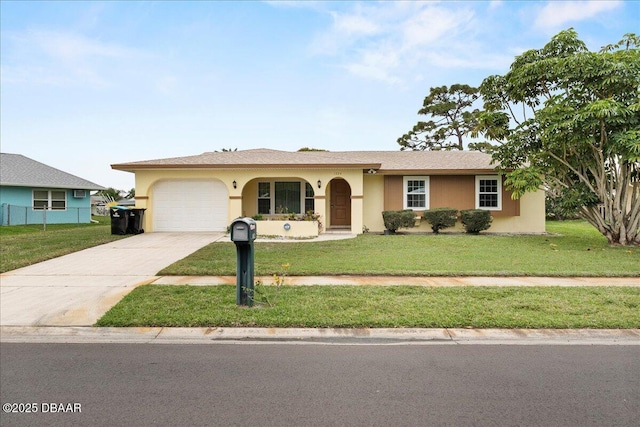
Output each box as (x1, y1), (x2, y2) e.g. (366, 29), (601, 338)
(32, 189), (67, 211)
(403, 176), (429, 210)
(257, 181), (271, 215)
(475, 175), (502, 210)
(257, 180), (311, 215)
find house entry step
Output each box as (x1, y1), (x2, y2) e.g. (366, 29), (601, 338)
(326, 227), (352, 234)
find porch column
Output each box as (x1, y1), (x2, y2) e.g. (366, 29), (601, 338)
(351, 195), (364, 235)
(229, 195), (243, 224)
(314, 195), (326, 233)
(134, 195), (149, 210)
(134, 196), (150, 231)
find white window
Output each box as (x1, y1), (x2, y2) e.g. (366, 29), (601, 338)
(304, 182), (315, 213)
(33, 190), (67, 210)
(275, 182), (301, 214)
(403, 176), (429, 210)
(257, 182), (271, 215)
(476, 175), (502, 210)
(257, 181), (314, 215)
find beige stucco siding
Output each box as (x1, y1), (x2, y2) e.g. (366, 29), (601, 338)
(132, 168), (366, 233)
(366, 174), (544, 234)
(363, 174), (385, 232)
(489, 190), (545, 233)
(243, 180), (258, 217)
(413, 189), (543, 233)
(130, 167), (544, 234)
(133, 169), (235, 232)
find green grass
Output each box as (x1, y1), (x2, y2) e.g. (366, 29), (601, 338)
(96, 285), (640, 329)
(159, 221), (639, 277)
(0, 217), (128, 273)
(96, 219), (639, 329)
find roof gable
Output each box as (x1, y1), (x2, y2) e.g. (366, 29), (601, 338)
(0, 153), (104, 190)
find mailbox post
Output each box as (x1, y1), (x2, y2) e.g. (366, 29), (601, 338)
(230, 218), (257, 306)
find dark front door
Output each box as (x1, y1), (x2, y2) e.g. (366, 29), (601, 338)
(330, 179), (351, 226)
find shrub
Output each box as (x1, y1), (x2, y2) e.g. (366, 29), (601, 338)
(382, 210), (416, 233)
(460, 209), (493, 234)
(545, 190), (583, 220)
(423, 208), (458, 234)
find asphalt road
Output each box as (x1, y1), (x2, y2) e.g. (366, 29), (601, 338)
(1, 344), (638, 427)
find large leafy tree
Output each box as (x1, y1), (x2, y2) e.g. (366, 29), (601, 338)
(398, 84), (481, 151)
(477, 29), (640, 245)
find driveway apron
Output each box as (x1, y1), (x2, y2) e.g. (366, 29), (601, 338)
(0, 233), (223, 326)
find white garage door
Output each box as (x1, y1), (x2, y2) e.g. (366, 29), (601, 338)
(152, 180), (228, 232)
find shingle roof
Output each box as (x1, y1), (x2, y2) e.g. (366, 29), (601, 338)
(1, 153), (105, 190)
(112, 148), (498, 174)
(333, 150), (496, 172)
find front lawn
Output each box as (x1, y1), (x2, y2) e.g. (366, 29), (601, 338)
(96, 285), (640, 328)
(159, 221), (639, 277)
(99, 220), (639, 329)
(0, 217), (128, 273)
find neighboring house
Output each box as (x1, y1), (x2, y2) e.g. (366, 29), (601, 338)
(111, 148), (545, 236)
(116, 198), (136, 207)
(0, 153), (104, 226)
(90, 195), (134, 217)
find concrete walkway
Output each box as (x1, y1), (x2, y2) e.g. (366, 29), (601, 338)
(1, 231), (638, 345)
(0, 232), (225, 326)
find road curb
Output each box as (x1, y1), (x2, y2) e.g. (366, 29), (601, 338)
(2, 326), (639, 345)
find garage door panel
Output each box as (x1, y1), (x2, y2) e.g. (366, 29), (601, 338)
(153, 180), (228, 232)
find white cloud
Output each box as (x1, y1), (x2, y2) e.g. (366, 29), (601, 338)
(309, 2), (494, 84)
(331, 10), (380, 37)
(262, 1), (325, 10)
(401, 6), (473, 50)
(534, 1), (622, 30)
(3, 29), (145, 87)
(32, 30), (130, 60)
(425, 50), (512, 70)
(344, 45), (402, 84)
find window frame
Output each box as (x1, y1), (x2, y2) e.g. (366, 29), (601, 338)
(274, 181), (301, 214)
(32, 189), (67, 211)
(304, 182), (315, 214)
(257, 182), (271, 215)
(256, 181), (314, 215)
(403, 176), (429, 210)
(475, 175), (502, 211)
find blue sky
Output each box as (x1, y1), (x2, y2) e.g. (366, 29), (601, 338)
(2, 1), (638, 191)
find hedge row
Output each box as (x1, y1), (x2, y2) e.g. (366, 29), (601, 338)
(382, 208), (492, 234)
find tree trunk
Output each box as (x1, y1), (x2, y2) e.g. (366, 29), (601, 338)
(582, 204), (640, 246)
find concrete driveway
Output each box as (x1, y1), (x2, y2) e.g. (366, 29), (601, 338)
(0, 233), (224, 326)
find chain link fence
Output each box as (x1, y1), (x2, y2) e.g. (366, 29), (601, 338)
(1, 204), (93, 226)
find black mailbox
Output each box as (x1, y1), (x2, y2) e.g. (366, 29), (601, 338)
(230, 218), (257, 306)
(231, 218), (257, 242)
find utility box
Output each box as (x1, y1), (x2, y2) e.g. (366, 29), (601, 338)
(230, 218), (257, 306)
